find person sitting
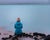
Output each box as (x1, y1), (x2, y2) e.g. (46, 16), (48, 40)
(14, 17), (23, 37)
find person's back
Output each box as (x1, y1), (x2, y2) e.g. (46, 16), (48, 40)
(14, 18), (23, 35)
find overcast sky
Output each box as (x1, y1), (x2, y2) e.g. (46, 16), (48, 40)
(0, 0), (48, 4)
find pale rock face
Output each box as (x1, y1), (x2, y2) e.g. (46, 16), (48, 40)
(0, 27), (45, 40)
(0, 27), (14, 40)
(23, 37), (33, 40)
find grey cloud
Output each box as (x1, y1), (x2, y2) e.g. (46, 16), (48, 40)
(0, 0), (48, 4)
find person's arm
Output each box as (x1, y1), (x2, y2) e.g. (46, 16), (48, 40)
(21, 23), (23, 29)
(14, 24), (16, 29)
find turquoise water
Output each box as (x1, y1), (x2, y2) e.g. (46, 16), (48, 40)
(0, 5), (49, 34)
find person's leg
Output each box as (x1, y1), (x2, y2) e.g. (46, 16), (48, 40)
(14, 33), (19, 40)
(14, 33), (17, 36)
(12, 36), (18, 40)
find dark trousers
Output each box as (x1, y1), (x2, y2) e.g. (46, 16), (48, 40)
(14, 33), (23, 37)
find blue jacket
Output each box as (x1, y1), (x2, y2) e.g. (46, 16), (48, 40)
(14, 21), (23, 35)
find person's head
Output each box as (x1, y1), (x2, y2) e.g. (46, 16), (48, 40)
(17, 17), (20, 22)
